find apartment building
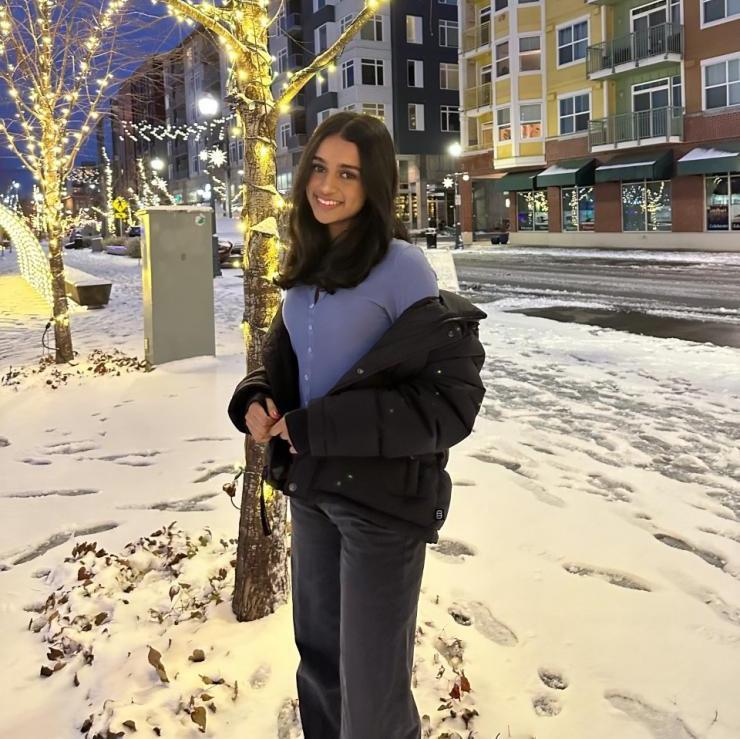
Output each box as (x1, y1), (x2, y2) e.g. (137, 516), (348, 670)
(162, 31), (244, 208)
(458, 0), (740, 248)
(271, 0), (463, 230)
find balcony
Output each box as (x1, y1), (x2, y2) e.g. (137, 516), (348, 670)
(588, 106), (684, 151)
(463, 83), (492, 112)
(281, 13), (301, 34)
(587, 23), (683, 79)
(287, 133), (307, 150)
(462, 22), (491, 54)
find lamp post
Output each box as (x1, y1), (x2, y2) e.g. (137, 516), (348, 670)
(150, 157), (165, 174)
(197, 93), (223, 277)
(447, 142), (468, 250)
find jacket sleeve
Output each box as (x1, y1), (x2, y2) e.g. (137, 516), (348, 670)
(284, 324), (486, 458)
(227, 370), (271, 435)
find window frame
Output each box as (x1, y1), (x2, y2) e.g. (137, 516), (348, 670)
(556, 17), (589, 69)
(701, 0), (740, 28)
(361, 102), (385, 121)
(519, 101), (543, 140)
(557, 90), (591, 136)
(439, 19), (459, 48)
(315, 23), (329, 54)
(440, 104), (461, 132)
(496, 106), (511, 143)
(408, 103), (425, 131)
(407, 59), (424, 87)
(702, 52), (740, 111)
(360, 14), (383, 42)
(406, 15), (423, 44)
(495, 40), (510, 78)
(440, 62), (460, 90)
(518, 34), (542, 74)
(341, 59), (355, 89)
(361, 57), (385, 86)
(279, 121), (291, 149)
(621, 179), (673, 232)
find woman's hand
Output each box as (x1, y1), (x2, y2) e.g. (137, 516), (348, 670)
(245, 396), (281, 443)
(268, 416), (297, 454)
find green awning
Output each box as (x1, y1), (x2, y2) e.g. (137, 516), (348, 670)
(493, 170), (541, 192)
(676, 144), (740, 176)
(595, 150), (674, 183)
(536, 158), (596, 187)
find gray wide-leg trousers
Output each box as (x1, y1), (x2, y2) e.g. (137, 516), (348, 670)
(289, 495), (427, 739)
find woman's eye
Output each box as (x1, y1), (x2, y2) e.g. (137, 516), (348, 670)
(341, 171), (356, 179)
(311, 163), (324, 172)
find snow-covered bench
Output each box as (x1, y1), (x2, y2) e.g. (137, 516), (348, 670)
(64, 266), (112, 308)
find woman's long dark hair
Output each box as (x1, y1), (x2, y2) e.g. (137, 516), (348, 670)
(273, 112), (409, 293)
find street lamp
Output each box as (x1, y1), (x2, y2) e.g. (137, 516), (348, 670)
(197, 93), (226, 277)
(447, 142), (467, 250)
(150, 157), (165, 173)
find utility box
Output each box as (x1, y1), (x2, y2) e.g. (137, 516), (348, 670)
(139, 206), (216, 366)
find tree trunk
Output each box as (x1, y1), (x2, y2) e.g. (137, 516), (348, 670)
(43, 143), (74, 364)
(230, 3), (289, 621)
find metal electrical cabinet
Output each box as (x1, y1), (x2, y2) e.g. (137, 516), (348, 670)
(139, 206), (216, 366)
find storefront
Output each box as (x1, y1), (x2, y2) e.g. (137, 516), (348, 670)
(493, 171), (548, 232)
(677, 144), (740, 232)
(537, 158), (596, 232)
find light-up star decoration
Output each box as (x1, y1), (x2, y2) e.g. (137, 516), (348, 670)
(443, 176), (454, 189)
(208, 148), (227, 168)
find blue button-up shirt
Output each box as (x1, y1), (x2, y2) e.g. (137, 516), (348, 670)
(282, 239), (439, 409)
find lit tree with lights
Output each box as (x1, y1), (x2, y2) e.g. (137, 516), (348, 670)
(161, 0), (384, 621)
(0, 0), (128, 362)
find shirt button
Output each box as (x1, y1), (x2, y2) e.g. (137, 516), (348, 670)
(288, 482), (297, 492)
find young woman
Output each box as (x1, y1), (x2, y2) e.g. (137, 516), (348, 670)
(228, 112), (487, 739)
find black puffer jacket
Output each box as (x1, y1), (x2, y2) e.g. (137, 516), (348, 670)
(228, 289), (487, 543)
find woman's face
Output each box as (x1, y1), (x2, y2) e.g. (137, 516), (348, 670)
(307, 134), (366, 240)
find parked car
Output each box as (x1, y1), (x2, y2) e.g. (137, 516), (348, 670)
(127, 225), (142, 238)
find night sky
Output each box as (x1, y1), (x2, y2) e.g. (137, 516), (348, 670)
(0, 0), (192, 198)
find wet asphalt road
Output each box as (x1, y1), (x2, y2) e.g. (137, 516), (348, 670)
(449, 246), (740, 349)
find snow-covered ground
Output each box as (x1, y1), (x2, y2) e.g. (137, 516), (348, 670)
(1, 246), (740, 738)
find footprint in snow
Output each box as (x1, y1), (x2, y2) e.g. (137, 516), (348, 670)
(4, 488), (99, 499)
(249, 664), (271, 689)
(118, 492), (219, 512)
(449, 600), (518, 646)
(0, 436), (10, 447)
(276, 697), (303, 739)
(562, 563), (652, 592)
(532, 694), (561, 717)
(469, 451), (524, 473)
(604, 691), (699, 739)
(44, 440), (100, 455)
(538, 667), (568, 690)
(654, 533), (727, 572)
(20, 457), (52, 466)
(429, 538), (476, 563)
(193, 463), (239, 483)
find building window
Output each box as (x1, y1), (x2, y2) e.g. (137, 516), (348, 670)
(495, 41), (510, 77)
(440, 105), (460, 132)
(408, 103), (425, 131)
(315, 24), (328, 54)
(340, 14), (353, 33)
(279, 122), (290, 149)
(558, 20), (588, 67)
(494, 0), (508, 10)
(706, 174), (740, 230)
(440, 63), (459, 90)
(703, 0), (740, 24)
(277, 171), (293, 193)
(704, 55), (740, 110)
(439, 0), (458, 4)
(562, 187), (595, 231)
(361, 58), (384, 86)
(362, 102), (385, 121)
(408, 59), (424, 87)
(496, 107), (511, 141)
(622, 181), (672, 231)
(480, 64), (492, 85)
(361, 15), (383, 42)
(440, 20), (459, 48)
(520, 103), (542, 138)
(517, 190), (548, 231)
(559, 92), (590, 135)
(342, 60), (355, 88)
(316, 71), (329, 96)
(314, 0), (325, 10)
(343, 103), (356, 112)
(277, 48), (288, 75)
(317, 109), (334, 124)
(406, 15), (422, 43)
(519, 36), (541, 72)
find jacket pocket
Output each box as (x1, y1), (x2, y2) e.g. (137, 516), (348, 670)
(312, 456), (421, 498)
(265, 437), (292, 491)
